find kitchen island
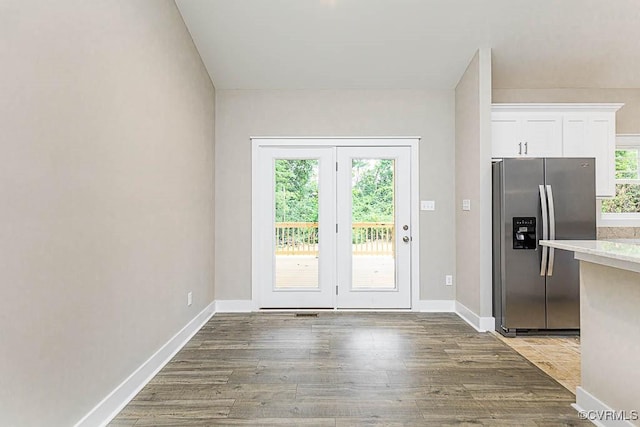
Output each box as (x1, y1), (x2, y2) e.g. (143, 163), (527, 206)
(540, 240), (640, 426)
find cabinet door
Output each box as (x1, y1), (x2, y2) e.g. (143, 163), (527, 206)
(522, 116), (562, 157)
(562, 115), (588, 156)
(563, 114), (615, 197)
(589, 116), (616, 197)
(492, 114), (522, 157)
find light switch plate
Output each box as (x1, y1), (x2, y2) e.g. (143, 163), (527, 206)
(445, 275), (453, 286)
(462, 199), (471, 211)
(421, 200), (435, 211)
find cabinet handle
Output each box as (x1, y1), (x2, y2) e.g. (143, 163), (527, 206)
(518, 142), (522, 155)
(524, 142), (528, 155)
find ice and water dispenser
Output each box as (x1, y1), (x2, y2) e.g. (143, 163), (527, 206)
(512, 217), (536, 249)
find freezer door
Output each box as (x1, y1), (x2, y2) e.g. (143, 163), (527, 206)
(544, 158), (596, 329)
(501, 159), (547, 330)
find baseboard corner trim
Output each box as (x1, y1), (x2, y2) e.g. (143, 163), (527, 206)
(74, 300), (216, 427)
(416, 299), (455, 312)
(478, 316), (495, 332)
(573, 386), (636, 427)
(454, 301), (494, 333)
(215, 299), (253, 313)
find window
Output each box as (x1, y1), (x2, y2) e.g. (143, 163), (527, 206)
(599, 135), (640, 225)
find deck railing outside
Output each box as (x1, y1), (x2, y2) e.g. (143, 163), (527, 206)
(275, 222), (394, 256)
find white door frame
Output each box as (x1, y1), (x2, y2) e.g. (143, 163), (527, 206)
(251, 137), (421, 311)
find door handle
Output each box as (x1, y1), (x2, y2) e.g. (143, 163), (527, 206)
(539, 185), (549, 276)
(402, 236), (410, 243)
(518, 142), (522, 155)
(546, 185), (555, 276)
(524, 142), (528, 155)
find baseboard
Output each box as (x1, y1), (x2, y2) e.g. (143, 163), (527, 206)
(416, 299), (455, 312)
(572, 387), (637, 427)
(455, 301), (494, 333)
(215, 299), (253, 312)
(74, 300), (216, 427)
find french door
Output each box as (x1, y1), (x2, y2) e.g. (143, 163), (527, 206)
(255, 144), (412, 309)
(336, 147), (411, 308)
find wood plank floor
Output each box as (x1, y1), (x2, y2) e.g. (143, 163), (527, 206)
(109, 313), (590, 426)
(495, 333), (581, 394)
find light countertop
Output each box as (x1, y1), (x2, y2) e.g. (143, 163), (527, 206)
(540, 239), (640, 270)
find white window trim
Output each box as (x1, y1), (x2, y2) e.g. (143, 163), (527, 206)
(598, 134), (640, 227)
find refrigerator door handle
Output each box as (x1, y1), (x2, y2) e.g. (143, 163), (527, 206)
(539, 185), (549, 276)
(546, 185), (556, 276)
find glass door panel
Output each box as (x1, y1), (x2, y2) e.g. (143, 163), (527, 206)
(274, 159), (319, 289)
(351, 159), (396, 289)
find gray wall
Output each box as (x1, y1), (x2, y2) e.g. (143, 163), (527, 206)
(455, 50), (493, 318)
(493, 88), (640, 134)
(0, 1), (215, 425)
(215, 89), (455, 302)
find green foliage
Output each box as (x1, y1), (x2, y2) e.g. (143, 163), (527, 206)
(602, 184), (640, 213)
(275, 160), (319, 222)
(351, 159), (394, 222)
(614, 149), (639, 179)
(602, 149), (640, 213)
(274, 158), (395, 223)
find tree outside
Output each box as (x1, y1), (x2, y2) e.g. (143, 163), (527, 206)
(274, 158), (396, 250)
(351, 159), (394, 222)
(274, 158), (395, 223)
(602, 149), (640, 213)
(275, 159), (318, 223)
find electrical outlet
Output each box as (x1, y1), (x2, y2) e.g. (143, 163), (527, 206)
(445, 275), (453, 286)
(462, 199), (471, 211)
(187, 291), (193, 306)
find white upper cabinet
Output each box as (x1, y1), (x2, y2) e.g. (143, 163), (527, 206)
(492, 113), (562, 157)
(492, 104), (623, 197)
(563, 114), (616, 197)
(522, 116), (563, 157)
(492, 115), (521, 157)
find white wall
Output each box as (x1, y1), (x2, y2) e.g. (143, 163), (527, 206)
(454, 49), (493, 321)
(215, 89), (455, 302)
(0, 1), (215, 425)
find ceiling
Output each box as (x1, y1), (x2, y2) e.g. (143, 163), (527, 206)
(175, 0), (640, 90)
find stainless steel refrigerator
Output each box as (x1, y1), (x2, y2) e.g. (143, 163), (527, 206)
(492, 158), (596, 336)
